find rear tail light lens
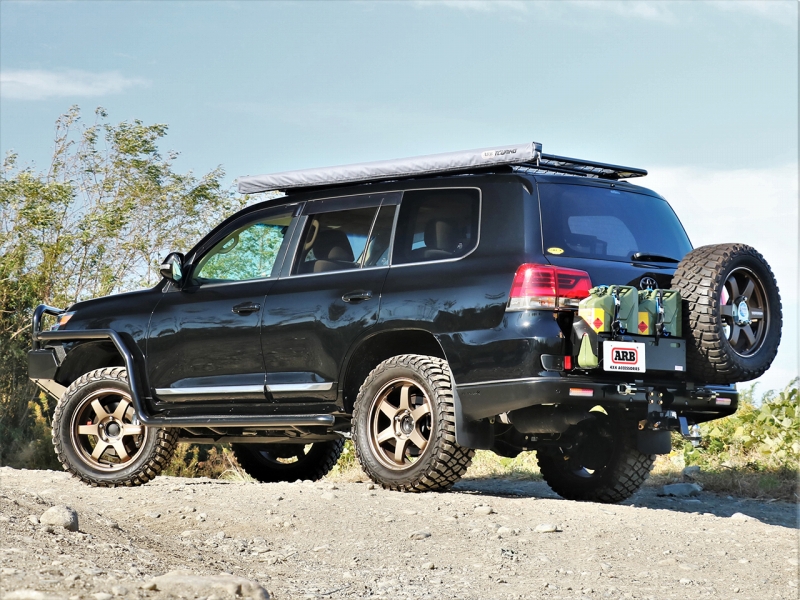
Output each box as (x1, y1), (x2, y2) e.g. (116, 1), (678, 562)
(507, 264), (592, 311)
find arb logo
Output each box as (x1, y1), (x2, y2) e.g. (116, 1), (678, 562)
(611, 347), (638, 364)
(603, 338), (645, 373)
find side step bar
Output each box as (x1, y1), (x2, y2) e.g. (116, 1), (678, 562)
(34, 327), (336, 429)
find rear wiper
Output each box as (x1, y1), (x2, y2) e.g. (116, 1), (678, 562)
(631, 252), (680, 263)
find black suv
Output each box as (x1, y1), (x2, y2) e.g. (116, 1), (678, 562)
(29, 144), (782, 502)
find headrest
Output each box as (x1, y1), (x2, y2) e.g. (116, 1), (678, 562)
(314, 229), (354, 262)
(424, 219), (458, 252)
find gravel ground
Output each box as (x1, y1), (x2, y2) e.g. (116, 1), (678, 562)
(1, 466), (797, 600)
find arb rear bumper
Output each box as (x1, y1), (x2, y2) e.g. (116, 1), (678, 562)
(457, 375), (738, 424)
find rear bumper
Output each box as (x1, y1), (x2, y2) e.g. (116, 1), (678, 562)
(457, 375), (738, 423)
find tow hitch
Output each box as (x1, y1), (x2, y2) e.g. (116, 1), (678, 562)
(636, 388), (702, 453)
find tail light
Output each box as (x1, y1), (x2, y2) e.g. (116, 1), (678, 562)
(507, 264), (592, 311)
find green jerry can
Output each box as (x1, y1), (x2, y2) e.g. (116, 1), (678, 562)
(637, 289), (682, 337)
(578, 285), (639, 335)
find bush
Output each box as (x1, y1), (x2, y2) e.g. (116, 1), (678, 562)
(657, 378), (799, 500)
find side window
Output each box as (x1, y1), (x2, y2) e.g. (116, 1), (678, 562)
(392, 189), (480, 265)
(193, 211), (293, 283)
(294, 206), (378, 274)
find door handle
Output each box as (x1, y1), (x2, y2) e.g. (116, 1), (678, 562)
(342, 290), (373, 303)
(232, 302), (261, 315)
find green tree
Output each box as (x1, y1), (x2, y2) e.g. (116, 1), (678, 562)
(0, 106), (247, 466)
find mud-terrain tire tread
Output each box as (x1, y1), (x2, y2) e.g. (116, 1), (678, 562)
(671, 243), (782, 384)
(537, 420), (654, 503)
(352, 354), (474, 493)
(231, 438), (345, 483)
(52, 367), (178, 487)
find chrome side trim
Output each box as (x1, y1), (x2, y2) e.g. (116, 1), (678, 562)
(268, 382), (334, 392)
(155, 385), (264, 396)
(155, 382), (335, 396)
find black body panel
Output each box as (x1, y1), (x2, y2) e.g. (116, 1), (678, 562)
(147, 280), (272, 399)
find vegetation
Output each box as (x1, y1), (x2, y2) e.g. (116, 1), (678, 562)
(655, 378), (798, 500)
(0, 106), (245, 467)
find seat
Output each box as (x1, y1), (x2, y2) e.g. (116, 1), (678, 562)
(409, 219), (461, 262)
(300, 229), (357, 273)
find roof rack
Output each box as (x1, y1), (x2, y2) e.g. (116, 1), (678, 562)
(517, 154), (647, 181)
(237, 142), (646, 194)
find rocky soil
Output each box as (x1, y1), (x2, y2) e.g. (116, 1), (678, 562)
(1, 467), (797, 600)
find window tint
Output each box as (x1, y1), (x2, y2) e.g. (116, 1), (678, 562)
(363, 205), (396, 267)
(566, 215), (638, 258)
(392, 189), (480, 265)
(294, 206), (378, 274)
(539, 183), (692, 262)
(194, 211), (293, 283)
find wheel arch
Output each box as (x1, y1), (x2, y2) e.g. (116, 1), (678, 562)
(55, 341), (124, 387)
(339, 328), (447, 414)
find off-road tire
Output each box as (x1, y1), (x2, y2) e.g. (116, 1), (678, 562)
(352, 354), (474, 492)
(537, 414), (654, 503)
(231, 439), (345, 483)
(52, 367), (178, 487)
(671, 243), (782, 384)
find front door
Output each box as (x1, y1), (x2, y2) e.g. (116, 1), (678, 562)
(147, 205), (296, 402)
(261, 194), (398, 405)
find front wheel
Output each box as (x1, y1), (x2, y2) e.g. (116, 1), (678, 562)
(52, 367), (178, 487)
(230, 439), (344, 483)
(352, 354), (474, 492)
(537, 413), (654, 503)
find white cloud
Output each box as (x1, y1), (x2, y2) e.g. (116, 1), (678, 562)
(412, 0), (528, 13)
(644, 163), (799, 392)
(0, 69), (148, 100)
(413, 0), (797, 27)
(710, 0), (798, 28)
(567, 1), (677, 22)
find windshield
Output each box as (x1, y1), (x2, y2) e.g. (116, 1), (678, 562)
(538, 183), (692, 263)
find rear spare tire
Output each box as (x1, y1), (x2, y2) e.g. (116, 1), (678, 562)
(671, 243), (781, 384)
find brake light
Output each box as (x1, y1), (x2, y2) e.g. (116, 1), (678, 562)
(507, 264), (592, 311)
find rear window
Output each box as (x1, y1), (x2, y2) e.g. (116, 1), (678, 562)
(538, 183), (692, 262)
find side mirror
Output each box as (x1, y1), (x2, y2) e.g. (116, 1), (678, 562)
(159, 252), (185, 284)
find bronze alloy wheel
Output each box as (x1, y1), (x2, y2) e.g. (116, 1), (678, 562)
(352, 354), (474, 492)
(720, 267), (769, 357)
(367, 378), (433, 471)
(69, 387), (149, 471)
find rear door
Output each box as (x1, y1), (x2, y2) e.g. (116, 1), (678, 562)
(537, 179), (693, 290)
(260, 193), (399, 405)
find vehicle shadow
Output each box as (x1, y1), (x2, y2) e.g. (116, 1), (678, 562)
(452, 477), (799, 530)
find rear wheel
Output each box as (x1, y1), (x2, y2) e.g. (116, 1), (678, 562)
(52, 367), (177, 487)
(352, 354), (474, 492)
(231, 439), (344, 483)
(537, 413), (653, 503)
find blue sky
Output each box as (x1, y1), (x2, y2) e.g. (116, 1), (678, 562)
(1, 0), (797, 392)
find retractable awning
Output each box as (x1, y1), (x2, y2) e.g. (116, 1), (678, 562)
(237, 142), (542, 194)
